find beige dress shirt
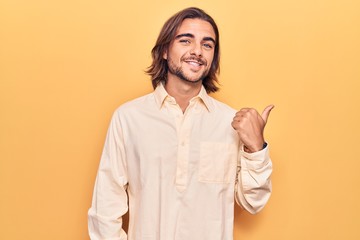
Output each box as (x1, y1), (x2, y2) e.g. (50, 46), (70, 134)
(88, 83), (272, 240)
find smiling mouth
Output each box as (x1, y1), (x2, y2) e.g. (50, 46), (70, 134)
(184, 58), (205, 67)
(186, 61), (202, 67)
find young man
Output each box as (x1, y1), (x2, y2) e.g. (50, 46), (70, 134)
(88, 7), (273, 240)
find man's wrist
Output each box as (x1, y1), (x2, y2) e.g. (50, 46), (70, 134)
(244, 142), (267, 153)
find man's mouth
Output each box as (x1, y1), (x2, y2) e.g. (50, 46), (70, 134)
(184, 58), (205, 67)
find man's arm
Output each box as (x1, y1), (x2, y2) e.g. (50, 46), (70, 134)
(234, 144), (272, 214)
(231, 105), (274, 213)
(88, 111), (128, 240)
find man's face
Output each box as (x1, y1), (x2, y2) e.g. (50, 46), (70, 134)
(164, 18), (216, 84)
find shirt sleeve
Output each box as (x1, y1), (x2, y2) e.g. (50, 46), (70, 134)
(235, 143), (272, 214)
(88, 110), (129, 240)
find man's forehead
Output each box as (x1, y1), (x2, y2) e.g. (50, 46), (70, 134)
(175, 18), (216, 39)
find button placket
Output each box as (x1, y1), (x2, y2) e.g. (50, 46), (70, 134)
(166, 98), (198, 192)
(174, 104), (194, 192)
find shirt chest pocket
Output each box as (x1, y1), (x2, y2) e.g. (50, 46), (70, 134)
(198, 142), (238, 183)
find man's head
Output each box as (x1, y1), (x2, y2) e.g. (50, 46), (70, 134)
(146, 7), (220, 93)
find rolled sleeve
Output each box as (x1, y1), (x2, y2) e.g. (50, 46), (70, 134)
(235, 144), (273, 214)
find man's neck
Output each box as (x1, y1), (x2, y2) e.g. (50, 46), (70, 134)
(164, 77), (202, 113)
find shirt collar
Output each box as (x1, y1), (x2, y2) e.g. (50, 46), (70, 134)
(154, 82), (213, 112)
(196, 85), (213, 112)
(154, 82), (169, 108)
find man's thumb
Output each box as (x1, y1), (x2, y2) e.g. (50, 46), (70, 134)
(261, 105), (275, 123)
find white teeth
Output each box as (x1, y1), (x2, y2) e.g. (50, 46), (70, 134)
(187, 61), (201, 66)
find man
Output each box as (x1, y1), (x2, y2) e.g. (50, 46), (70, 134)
(88, 7), (273, 240)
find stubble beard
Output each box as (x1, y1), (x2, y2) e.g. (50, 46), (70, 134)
(167, 57), (209, 84)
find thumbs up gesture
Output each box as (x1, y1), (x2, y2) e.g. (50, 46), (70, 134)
(231, 105), (274, 153)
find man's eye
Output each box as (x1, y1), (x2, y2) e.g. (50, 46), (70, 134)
(203, 43), (213, 49)
(179, 39), (190, 44)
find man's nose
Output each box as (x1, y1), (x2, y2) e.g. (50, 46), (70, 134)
(190, 42), (202, 57)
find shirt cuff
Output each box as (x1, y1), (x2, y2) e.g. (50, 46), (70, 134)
(240, 143), (270, 170)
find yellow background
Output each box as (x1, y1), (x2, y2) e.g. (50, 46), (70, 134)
(1, 0), (359, 239)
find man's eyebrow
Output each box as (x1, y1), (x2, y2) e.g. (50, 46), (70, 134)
(175, 33), (195, 39)
(203, 37), (216, 44)
(175, 33), (216, 44)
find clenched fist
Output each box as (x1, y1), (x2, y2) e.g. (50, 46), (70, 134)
(231, 105), (274, 153)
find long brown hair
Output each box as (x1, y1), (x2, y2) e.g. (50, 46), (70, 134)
(146, 7), (220, 93)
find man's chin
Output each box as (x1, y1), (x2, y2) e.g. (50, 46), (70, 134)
(181, 77), (203, 84)
(181, 73), (207, 84)
(169, 68), (207, 84)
